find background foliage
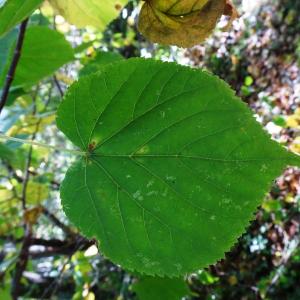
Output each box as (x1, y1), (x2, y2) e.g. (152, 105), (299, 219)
(0, 0), (300, 299)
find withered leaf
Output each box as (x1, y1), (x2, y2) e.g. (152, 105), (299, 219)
(138, 0), (237, 48)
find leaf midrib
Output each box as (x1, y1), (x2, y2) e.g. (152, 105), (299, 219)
(89, 153), (291, 163)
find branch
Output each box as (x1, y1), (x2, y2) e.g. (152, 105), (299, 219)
(53, 75), (64, 97)
(266, 234), (300, 295)
(29, 237), (95, 259)
(30, 238), (70, 247)
(0, 19), (29, 114)
(42, 207), (75, 237)
(12, 92), (39, 299)
(11, 226), (32, 300)
(11, 144), (33, 299)
(21, 145), (33, 210)
(29, 170), (60, 188)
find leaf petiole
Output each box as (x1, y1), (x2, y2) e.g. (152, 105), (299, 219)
(0, 133), (86, 156)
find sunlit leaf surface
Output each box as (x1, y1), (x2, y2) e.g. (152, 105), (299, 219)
(57, 58), (300, 276)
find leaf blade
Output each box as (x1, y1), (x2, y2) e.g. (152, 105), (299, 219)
(57, 58), (300, 276)
(0, 26), (74, 88)
(138, 0), (234, 47)
(49, 0), (127, 31)
(0, 0), (43, 37)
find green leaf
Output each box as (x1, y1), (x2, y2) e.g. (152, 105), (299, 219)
(0, 142), (14, 161)
(79, 51), (124, 77)
(0, 285), (11, 300)
(49, 0), (127, 31)
(0, 26), (74, 88)
(0, 29), (17, 77)
(197, 269), (219, 284)
(57, 59), (300, 276)
(133, 277), (190, 300)
(0, 0), (43, 37)
(0, 142), (26, 170)
(6, 87), (25, 106)
(74, 41), (95, 55)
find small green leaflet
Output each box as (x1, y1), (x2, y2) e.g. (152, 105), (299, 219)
(133, 277), (190, 300)
(49, 0), (127, 31)
(0, 0), (43, 37)
(57, 59), (300, 276)
(0, 26), (74, 88)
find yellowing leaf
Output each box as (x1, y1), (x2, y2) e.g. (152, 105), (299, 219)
(7, 114), (55, 136)
(84, 292), (95, 300)
(286, 108), (300, 129)
(26, 182), (49, 205)
(0, 192), (20, 234)
(0, 222), (12, 235)
(24, 206), (43, 226)
(284, 193), (296, 204)
(290, 137), (300, 154)
(55, 72), (74, 85)
(138, 0), (237, 48)
(49, 0), (127, 31)
(0, 188), (14, 202)
(15, 181), (49, 205)
(228, 275), (238, 285)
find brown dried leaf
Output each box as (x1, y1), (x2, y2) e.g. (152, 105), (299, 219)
(138, 0), (237, 48)
(24, 206), (43, 227)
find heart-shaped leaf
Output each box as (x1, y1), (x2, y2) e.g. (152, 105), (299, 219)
(57, 58), (300, 276)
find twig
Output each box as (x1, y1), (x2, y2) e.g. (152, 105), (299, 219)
(42, 207), (75, 237)
(11, 226), (32, 300)
(0, 19), (29, 114)
(3, 162), (60, 188)
(53, 75), (64, 97)
(266, 235), (300, 295)
(29, 237), (95, 259)
(21, 89), (40, 210)
(11, 94), (39, 299)
(21, 145), (33, 210)
(11, 90), (43, 299)
(30, 238), (75, 247)
(40, 237), (86, 299)
(29, 170), (60, 188)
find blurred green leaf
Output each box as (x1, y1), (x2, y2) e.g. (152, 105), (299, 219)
(0, 142), (14, 161)
(133, 277), (190, 300)
(79, 51), (124, 77)
(0, 0), (43, 37)
(197, 270), (219, 285)
(244, 76), (254, 86)
(0, 26), (74, 88)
